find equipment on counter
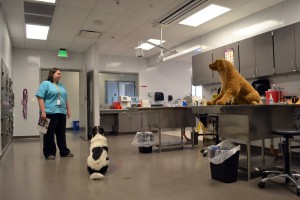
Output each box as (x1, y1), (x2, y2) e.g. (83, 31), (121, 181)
(140, 99), (151, 107)
(252, 79), (270, 96)
(131, 97), (140, 107)
(154, 92), (164, 101)
(118, 96), (131, 109)
(183, 95), (201, 106)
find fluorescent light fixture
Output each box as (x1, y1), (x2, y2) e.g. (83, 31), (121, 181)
(26, 24), (49, 40)
(135, 39), (166, 50)
(179, 4), (231, 27)
(233, 20), (280, 36)
(33, 0), (56, 3)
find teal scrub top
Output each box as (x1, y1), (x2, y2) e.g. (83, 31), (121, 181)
(36, 80), (68, 115)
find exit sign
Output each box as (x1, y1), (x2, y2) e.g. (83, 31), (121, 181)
(58, 48), (68, 57)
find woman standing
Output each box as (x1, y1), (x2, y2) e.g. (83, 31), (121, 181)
(36, 68), (74, 160)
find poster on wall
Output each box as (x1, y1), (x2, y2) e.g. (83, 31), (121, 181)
(225, 48), (234, 65)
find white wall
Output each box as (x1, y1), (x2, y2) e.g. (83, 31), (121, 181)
(13, 48), (84, 136)
(98, 55), (192, 104)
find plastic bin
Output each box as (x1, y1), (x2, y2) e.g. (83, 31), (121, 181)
(139, 146), (153, 153)
(72, 121), (80, 131)
(210, 151), (239, 183)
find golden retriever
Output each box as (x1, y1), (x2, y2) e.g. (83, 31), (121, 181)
(207, 58), (261, 105)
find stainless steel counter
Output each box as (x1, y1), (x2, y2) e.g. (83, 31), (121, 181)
(191, 104), (300, 180)
(129, 107), (196, 152)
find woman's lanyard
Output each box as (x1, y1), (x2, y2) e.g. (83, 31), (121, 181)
(53, 82), (61, 105)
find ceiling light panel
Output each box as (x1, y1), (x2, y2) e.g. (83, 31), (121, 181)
(26, 24), (49, 40)
(32, 0), (56, 4)
(179, 4), (231, 27)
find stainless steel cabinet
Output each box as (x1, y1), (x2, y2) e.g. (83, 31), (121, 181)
(192, 54), (202, 86)
(118, 111), (147, 133)
(201, 51), (213, 85)
(239, 37), (256, 78)
(294, 22), (300, 71)
(273, 24), (297, 73)
(118, 111), (131, 132)
(212, 46), (225, 83)
(254, 31), (274, 77)
(130, 112), (142, 132)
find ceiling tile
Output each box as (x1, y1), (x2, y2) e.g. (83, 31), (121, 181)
(25, 39), (48, 49)
(58, 0), (98, 9)
(98, 32), (126, 48)
(1, 1), (24, 23)
(48, 27), (78, 42)
(7, 22), (24, 38)
(68, 42), (92, 52)
(52, 5), (91, 29)
(47, 40), (71, 50)
(11, 37), (25, 48)
(106, 15), (147, 35)
(81, 11), (120, 32)
(93, 0), (136, 14)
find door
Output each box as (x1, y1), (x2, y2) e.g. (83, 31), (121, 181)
(239, 37), (256, 78)
(273, 24), (296, 74)
(254, 31), (274, 77)
(86, 70), (94, 140)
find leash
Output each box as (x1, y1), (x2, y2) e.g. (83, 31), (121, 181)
(21, 89), (28, 119)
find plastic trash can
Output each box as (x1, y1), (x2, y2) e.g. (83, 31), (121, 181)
(210, 151), (239, 183)
(72, 121), (80, 131)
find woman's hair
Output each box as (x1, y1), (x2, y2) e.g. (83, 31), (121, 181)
(47, 68), (61, 82)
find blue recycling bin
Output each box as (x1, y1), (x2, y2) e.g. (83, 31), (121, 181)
(72, 121), (80, 131)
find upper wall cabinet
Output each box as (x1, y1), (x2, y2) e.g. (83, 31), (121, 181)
(254, 31), (274, 77)
(294, 22), (300, 70)
(192, 54), (202, 86)
(192, 51), (213, 85)
(212, 46), (225, 83)
(201, 51), (213, 85)
(273, 24), (297, 74)
(239, 37), (255, 78)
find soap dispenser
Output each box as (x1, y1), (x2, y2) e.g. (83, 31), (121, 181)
(269, 94), (274, 104)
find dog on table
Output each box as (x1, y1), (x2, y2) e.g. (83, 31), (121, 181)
(87, 126), (109, 180)
(207, 58), (261, 105)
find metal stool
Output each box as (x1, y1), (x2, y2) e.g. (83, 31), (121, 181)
(258, 129), (300, 196)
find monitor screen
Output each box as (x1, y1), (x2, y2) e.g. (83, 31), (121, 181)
(131, 97), (140, 104)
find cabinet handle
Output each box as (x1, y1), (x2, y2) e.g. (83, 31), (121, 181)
(256, 67), (259, 76)
(292, 61), (296, 72)
(252, 68), (256, 77)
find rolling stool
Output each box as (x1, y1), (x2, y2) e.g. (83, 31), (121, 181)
(258, 129), (300, 196)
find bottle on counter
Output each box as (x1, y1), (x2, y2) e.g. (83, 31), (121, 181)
(269, 94), (274, 104)
(202, 96), (207, 106)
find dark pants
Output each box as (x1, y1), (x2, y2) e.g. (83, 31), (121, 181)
(43, 113), (70, 157)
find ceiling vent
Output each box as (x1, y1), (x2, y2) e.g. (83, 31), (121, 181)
(24, 1), (55, 26)
(152, 0), (207, 27)
(78, 30), (102, 39)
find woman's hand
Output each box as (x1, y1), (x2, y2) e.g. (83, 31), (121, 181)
(67, 111), (71, 119)
(40, 111), (46, 121)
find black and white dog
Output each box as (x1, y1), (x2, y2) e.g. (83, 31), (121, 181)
(87, 126), (109, 180)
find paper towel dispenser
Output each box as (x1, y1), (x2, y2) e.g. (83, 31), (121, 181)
(155, 92), (164, 101)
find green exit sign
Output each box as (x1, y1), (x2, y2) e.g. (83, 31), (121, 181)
(58, 49), (68, 57)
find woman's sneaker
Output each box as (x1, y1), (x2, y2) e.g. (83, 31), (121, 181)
(46, 155), (55, 160)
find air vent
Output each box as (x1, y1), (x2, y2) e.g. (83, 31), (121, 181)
(78, 30), (102, 39)
(153, 0), (207, 27)
(25, 14), (52, 26)
(24, 1), (55, 16)
(24, 1), (55, 26)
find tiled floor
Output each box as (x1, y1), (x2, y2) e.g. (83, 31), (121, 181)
(0, 130), (300, 200)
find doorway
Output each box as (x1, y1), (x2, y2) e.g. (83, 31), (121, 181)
(40, 69), (80, 129)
